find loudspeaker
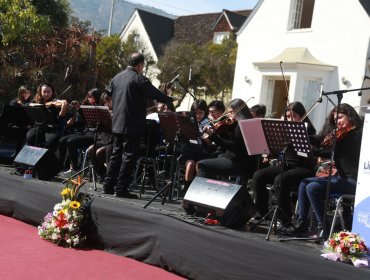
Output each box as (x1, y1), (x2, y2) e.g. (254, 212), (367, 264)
(14, 145), (61, 180)
(182, 177), (257, 229)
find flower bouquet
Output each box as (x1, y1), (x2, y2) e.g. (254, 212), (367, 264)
(321, 231), (370, 267)
(38, 176), (89, 248)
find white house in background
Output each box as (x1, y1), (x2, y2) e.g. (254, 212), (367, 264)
(119, 9), (174, 87)
(233, 0), (370, 129)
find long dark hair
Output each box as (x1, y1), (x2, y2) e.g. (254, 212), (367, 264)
(17, 85), (32, 104)
(320, 103), (362, 136)
(285, 101), (316, 135)
(34, 82), (55, 104)
(228, 98), (253, 121)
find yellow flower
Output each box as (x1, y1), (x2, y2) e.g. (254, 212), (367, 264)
(59, 209), (67, 215)
(69, 201), (81, 209)
(61, 188), (71, 197)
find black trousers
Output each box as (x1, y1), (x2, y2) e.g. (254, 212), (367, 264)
(57, 133), (94, 170)
(26, 127), (59, 151)
(252, 165), (313, 220)
(197, 155), (249, 179)
(104, 133), (140, 192)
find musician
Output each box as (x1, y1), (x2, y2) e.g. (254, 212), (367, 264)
(251, 102), (316, 225)
(57, 88), (101, 173)
(207, 100), (226, 123)
(9, 86), (32, 107)
(250, 104), (266, 118)
(294, 103), (363, 236)
(26, 83), (69, 150)
(196, 98), (258, 180)
(86, 92), (113, 182)
(180, 99), (210, 192)
(102, 52), (174, 198)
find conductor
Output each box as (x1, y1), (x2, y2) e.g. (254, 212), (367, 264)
(103, 52), (174, 198)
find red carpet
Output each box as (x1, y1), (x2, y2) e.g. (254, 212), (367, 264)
(0, 215), (184, 280)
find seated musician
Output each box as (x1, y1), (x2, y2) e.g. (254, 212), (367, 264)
(86, 93), (113, 182)
(196, 98), (258, 181)
(180, 99), (211, 192)
(1, 86), (33, 154)
(26, 82), (69, 151)
(9, 85), (32, 107)
(250, 104), (266, 118)
(251, 102), (316, 226)
(57, 88), (101, 173)
(293, 103), (363, 237)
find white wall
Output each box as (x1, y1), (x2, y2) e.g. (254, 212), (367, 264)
(233, 0), (370, 124)
(120, 11), (161, 87)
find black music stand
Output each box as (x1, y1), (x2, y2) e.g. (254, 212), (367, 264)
(24, 105), (56, 147)
(143, 112), (198, 208)
(62, 106), (111, 191)
(1, 105), (33, 128)
(239, 118), (312, 240)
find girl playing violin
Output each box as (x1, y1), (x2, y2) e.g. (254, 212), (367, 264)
(26, 82), (69, 151)
(196, 98), (258, 181)
(294, 103), (363, 237)
(251, 102), (317, 226)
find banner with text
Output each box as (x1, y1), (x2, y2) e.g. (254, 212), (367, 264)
(353, 114), (370, 242)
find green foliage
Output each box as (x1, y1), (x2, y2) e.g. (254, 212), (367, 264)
(96, 35), (126, 87)
(31, 0), (71, 28)
(157, 37), (237, 103)
(0, 0), (51, 45)
(96, 32), (155, 87)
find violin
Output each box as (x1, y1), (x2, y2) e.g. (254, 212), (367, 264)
(322, 125), (356, 147)
(45, 100), (64, 108)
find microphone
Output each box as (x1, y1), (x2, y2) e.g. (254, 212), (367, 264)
(169, 74), (180, 84)
(318, 83), (324, 102)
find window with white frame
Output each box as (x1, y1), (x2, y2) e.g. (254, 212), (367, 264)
(302, 79), (320, 124)
(213, 32), (230, 44)
(289, 0), (315, 30)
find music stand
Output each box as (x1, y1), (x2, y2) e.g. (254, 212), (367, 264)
(239, 118), (312, 240)
(62, 106), (111, 191)
(143, 112), (198, 208)
(24, 105), (56, 147)
(1, 105), (33, 128)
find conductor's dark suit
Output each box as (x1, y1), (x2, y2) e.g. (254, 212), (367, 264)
(103, 67), (173, 196)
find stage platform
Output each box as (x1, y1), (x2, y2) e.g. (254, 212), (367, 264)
(1, 165), (369, 280)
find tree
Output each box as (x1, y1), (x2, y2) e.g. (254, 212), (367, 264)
(0, 0), (51, 46)
(31, 0), (71, 29)
(96, 32), (155, 88)
(157, 37), (237, 103)
(199, 37), (237, 99)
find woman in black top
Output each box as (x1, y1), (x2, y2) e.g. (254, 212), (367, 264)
(26, 83), (69, 150)
(251, 102), (316, 225)
(196, 98), (258, 180)
(294, 103), (362, 235)
(9, 86), (32, 107)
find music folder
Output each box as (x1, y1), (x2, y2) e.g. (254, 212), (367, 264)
(238, 118), (270, 155)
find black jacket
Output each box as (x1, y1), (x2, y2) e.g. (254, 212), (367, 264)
(110, 67), (173, 135)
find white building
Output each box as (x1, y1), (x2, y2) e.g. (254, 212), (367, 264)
(233, 0), (370, 128)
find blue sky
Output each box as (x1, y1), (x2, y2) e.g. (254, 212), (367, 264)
(130, 0), (259, 15)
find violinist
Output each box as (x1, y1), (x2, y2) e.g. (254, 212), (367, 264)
(57, 88), (101, 174)
(26, 82), (69, 151)
(196, 98), (258, 181)
(294, 103), (363, 237)
(251, 102), (316, 226)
